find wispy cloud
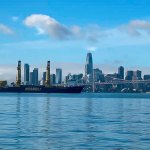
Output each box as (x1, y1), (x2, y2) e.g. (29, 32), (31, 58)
(119, 20), (150, 36)
(24, 14), (150, 47)
(87, 46), (97, 52)
(0, 24), (13, 34)
(12, 16), (19, 22)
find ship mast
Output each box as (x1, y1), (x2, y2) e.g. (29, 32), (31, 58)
(45, 61), (50, 87)
(16, 60), (21, 86)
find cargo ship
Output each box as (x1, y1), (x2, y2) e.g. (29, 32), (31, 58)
(0, 61), (84, 93)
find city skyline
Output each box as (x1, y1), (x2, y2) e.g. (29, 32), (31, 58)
(1, 53), (150, 93)
(2, 52), (150, 84)
(0, 0), (150, 81)
(2, 55), (150, 83)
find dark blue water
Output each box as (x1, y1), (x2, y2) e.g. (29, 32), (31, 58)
(0, 93), (150, 150)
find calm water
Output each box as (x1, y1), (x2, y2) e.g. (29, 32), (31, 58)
(0, 93), (150, 150)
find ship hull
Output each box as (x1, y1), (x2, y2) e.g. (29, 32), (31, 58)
(0, 86), (84, 93)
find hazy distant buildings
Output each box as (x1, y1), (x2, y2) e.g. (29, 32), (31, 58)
(144, 75), (150, 80)
(105, 73), (119, 82)
(65, 73), (72, 83)
(85, 53), (93, 82)
(56, 69), (62, 84)
(72, 74), (83, 81)
(93, 68), (104, 82)
(134, 70), (142, 80)
(24, 64), (30, 85)
(65, 73), (83, 85)
(118, 66), (124, 79)
(125, 70), (142, 80)
(125, 71), (134, 80)
(65, 73), (83, 84)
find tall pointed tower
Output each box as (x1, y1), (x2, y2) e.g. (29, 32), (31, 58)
(85, 53), (93, 82)
(16, 60), (21, 86)
(45, 61), (50, 87)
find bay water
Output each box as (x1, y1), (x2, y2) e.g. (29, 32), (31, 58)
(0, 93), (150, 150)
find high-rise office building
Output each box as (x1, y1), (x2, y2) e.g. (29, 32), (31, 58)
(56, 68), (62, 84)
(29, 72), (33, 85)
(33, 68), (38, 85)
(24, 64), (30, 85)
(50, 74), (56, 84)
(144, 75), (150, 80)
(43, 72), (46, 85)
(85, 52), (93, 82)
(125, 70), (142, 80)
(133, 70), (142, 80)
(118, 66), (124, 79)
(125, 71), (134, 80)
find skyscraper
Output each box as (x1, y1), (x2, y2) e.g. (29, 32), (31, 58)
(125, 70), (142, 80)
(125, 71), (134, 80)
(56, 68), (62, 84)
(133, 70), (142, 80)
(50, 74), (56, 85)
(85, 52), (93, 82)
(118, 66), (124, 79)
(29, 72), (33, 85)
(24, 64), (30, 85)
(42, 72), (46, 85)
(33, 68), (38, 85)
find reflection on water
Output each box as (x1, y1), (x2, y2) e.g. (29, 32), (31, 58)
(0, 93), (150, 149)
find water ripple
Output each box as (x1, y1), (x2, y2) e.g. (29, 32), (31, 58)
(0, 93), (149, 149)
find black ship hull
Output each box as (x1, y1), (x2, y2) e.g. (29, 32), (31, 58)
(0, 85), (84, 93)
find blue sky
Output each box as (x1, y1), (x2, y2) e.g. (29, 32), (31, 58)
(0, 0), (150, 80)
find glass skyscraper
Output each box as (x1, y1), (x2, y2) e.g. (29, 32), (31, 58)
(33, 68), (38, 85)
(42, 72), (46, 85)
(24, 64), (30, 85)
(56, 69), (62, 84)
(50, 74), (56, 85)
(118, 66), (124, 79)
(85, 52), (93, 82)
(29, 72), (33, 85)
